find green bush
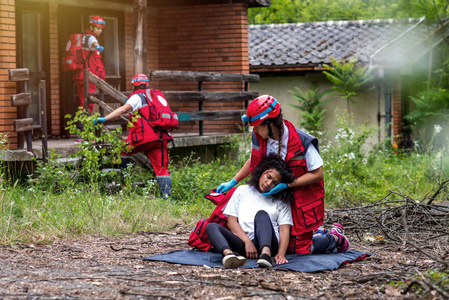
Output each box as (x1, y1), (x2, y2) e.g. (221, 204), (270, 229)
(288, 82), (331, 135)
(322, 109), (449, 206)
(323, 57), (373, 114)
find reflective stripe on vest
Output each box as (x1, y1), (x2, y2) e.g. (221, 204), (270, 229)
(161, 113), (178, 120)
(290, 155), (305, 161)
(76, 34), (81, 47)
(251, 132), (260, 151)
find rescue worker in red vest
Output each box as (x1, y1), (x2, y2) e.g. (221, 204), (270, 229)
(74, 15), (106, 115)
(93, 74), (173, 199)
(216, 95), (349, 255)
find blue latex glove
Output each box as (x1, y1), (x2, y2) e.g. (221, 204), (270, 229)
(216, 178), (238, 193)
(93, 117), (106, 125)
(262, 182), (288, 196)
(95, 45), (104, 53)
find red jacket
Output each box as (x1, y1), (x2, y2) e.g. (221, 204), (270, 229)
(126, 89), (171, 147)
(73, 29), (105, 82)
(249, 119), (325, 254)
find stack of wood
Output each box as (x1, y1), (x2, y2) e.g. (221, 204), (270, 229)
(327, 181), (449, 270)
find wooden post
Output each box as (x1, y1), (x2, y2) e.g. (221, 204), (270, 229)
(39, 80), (48, 162)
(133, 0), (148, 74)
(244, 81), (249, 133)
(99, 90), (105, 117)
(84, 68), (89, 111)
(198, 81), (203, 136)
(23, 80), (32, 151)
(96, 90), (105, 141)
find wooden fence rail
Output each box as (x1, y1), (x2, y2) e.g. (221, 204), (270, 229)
(148, 70), (259, 83)
(89, 70), (260, 136)
(148, 70), (259, 135)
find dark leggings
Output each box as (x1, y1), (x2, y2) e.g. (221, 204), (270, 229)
(312, 233), (337, 254)
(206, 210), (279, 257)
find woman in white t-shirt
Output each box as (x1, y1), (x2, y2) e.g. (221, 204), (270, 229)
(216, 95), (349, 256)
(206, 154), (296, 269)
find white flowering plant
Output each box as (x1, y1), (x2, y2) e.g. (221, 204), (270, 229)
(322, 109), (392, 204)
(321, 109), (449, 206)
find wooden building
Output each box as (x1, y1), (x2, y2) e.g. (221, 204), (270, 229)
(0, 0), (269, 150)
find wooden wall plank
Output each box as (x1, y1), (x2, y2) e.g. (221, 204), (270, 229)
(163, 91), (258, 101)
(13, 118), (34, 132)
(101, 91), (258, 103)
(11, 93), (32, 106)
(177, 110), (244, 121)
(8, 68), (30, 82)
(149, 70), (260, 83)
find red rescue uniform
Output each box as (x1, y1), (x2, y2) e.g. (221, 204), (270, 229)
(122, 89), (171, 177)
(249, 119), (325, 254)
(73, 29), (105, 113)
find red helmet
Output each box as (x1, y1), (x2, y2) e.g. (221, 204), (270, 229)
(241, 95), (281, 126)
(131, 74), (149, 87)
(89, 15), (106, 28)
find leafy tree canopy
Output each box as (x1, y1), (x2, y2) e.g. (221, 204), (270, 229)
(248, 0), (448, 24)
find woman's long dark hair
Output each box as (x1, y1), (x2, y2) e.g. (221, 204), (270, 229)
(248, 153), (295, 204)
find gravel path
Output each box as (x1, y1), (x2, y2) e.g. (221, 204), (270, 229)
(0, 225), (439, 299)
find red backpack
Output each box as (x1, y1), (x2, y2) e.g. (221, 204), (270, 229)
(62, 33), (92, 72)
(188, 188), (237, 251)
(146, 89), (179, 131)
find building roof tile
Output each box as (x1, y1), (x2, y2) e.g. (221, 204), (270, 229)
(249, 18), (437, 69)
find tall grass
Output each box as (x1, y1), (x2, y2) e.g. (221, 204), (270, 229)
(0, 148), (245, 244)
(322, 111), (449, 206)
(0, 114), (447, 244)
(0, 183), (213, 244)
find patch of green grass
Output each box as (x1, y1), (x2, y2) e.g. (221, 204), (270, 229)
(0, 181), (216, 244)
(0, 112), (448, 244)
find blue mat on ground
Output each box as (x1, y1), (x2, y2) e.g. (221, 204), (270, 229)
(144, 249), (372, 273)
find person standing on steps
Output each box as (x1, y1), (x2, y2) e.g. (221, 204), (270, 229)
(93, 74), (174, 199)
(73, 15), (106, 115)
(71, 15), (106, 142)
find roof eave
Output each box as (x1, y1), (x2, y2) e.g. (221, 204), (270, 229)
(250, 64), (323, 73)
(147, 0), (270, 7)
(246, 0), (271, 7)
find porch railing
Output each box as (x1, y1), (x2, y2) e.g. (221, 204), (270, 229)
(148, 70), (259, 136)
(87, 70), (259, 136)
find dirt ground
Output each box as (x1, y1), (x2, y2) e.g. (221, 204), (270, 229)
(0, 224), (442, 300)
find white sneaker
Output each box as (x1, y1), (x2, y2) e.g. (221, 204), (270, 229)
(222, 252), (246, 269)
